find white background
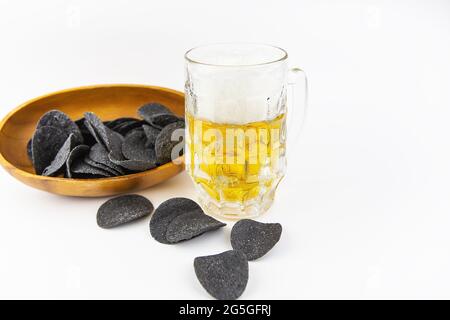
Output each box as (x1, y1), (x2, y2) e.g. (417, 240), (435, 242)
(0, 0), (449, 299)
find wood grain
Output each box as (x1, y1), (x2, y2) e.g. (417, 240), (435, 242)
(0, 84), (185, 197)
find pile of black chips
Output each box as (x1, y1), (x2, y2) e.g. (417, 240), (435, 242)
(27, 102), (185, 178)
(96, 194), (283, 300)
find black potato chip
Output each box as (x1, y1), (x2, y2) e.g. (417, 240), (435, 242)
(138, 102), (180, 129)
(150, 114), (182, 129)
(88, 143), (125, 175)
(83, 118), (103, 146)
(165, 210), (225, 243)
(84, 112), (124, 158)
(84, 157), (122, 176)
(155, 121), (185, 164)
(112, 120), (145, 136)
(122, 130), (156, 162)
(65, 144), (90, 178)
(42, 133), (77, 177)
(31, 126), (67, 175)
(142, 124), (160, 148)
(70, 158), (113, 178)
(37, 110), (83, 145)
(97, 194), (154, 228)
(106, 117), (140, 130)
(124, 127), (143, 138)
(194, 250), (249, 300)
(230, 219), (282, 261)
(108, 152), (156, 172)
(75, 118), (97, 147)
(150, 197), (211, 244)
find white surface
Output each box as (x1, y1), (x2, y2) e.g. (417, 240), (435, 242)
(1, 0), (450, 299)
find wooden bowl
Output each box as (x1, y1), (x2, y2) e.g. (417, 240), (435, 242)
(0, 84), (185, 197)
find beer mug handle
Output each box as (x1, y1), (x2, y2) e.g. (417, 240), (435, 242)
(287, 67), (308, 147)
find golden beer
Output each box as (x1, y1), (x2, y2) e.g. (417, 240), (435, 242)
(186, 112), (287, 217)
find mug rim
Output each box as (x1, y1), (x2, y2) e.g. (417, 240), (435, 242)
(185, 42), (288, 67)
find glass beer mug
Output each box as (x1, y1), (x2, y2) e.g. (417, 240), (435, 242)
(185, 43), (307, 219)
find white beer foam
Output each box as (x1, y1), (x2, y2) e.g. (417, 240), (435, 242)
(189, 64), (287, 124)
